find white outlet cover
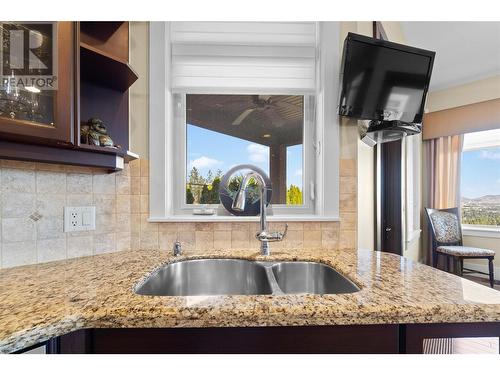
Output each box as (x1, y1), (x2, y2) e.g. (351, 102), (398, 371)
(64, 206), (96, 232)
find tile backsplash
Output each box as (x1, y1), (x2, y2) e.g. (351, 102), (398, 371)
(0, 157), (357, 268)
(0, 160), (133, 268)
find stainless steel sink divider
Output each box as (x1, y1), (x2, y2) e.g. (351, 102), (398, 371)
(260, 263), (285, 295)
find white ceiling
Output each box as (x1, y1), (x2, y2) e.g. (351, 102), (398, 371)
(400, 22), (500, 91)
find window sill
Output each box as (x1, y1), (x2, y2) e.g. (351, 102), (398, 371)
(462, 225), (500, 239)
(148, 215), (340, 223)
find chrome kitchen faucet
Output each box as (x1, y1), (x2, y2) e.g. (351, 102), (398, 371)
(231, 171), (287, 255)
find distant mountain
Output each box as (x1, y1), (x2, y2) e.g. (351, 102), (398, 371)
(462, 195), (500, 204)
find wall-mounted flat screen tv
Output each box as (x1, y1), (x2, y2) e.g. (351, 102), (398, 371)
(338, 32), (435, 124)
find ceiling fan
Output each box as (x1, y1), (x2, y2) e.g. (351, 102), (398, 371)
(231, 95), (286, 126)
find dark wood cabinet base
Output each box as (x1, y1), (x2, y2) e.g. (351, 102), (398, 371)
(46, 322), (500, 354)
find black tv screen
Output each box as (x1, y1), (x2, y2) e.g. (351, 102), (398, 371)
(338, 33), (435, 124)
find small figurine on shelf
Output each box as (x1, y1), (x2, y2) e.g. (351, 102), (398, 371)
(80, 118), (117, 148)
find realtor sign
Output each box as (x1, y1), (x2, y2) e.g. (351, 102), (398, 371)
(0, 22), (58, 90)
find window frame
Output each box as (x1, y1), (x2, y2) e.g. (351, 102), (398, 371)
(460, 129), (500, 233)
(173, 93), (316, 216)
(148, 21), (340, 222)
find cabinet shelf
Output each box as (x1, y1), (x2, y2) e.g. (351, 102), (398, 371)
(80, 42), (138, 92)
(77, 143), (124, 155)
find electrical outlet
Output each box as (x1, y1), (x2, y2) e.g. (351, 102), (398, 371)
(64, 206), (96, 232)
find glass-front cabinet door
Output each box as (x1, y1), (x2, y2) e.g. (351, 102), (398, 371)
(0, 22), (74, 145)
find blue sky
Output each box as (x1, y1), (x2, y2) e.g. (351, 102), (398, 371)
(187, 124), (303, 189)
(461, 146), (500, 199)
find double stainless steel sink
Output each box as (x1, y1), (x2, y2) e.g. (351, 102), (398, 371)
(135, 259), (360, 296)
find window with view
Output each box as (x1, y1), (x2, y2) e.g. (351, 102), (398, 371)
(460, 128), (500, 227)
(183, 94), (305, 207)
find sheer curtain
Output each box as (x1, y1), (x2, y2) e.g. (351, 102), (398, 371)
(423, 134), (464, 265)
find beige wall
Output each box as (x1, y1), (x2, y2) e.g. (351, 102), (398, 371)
(426, 75), (500, 113)
(129, 22), (149, 158)
(348, 22), (375, 251)
(463, 235), (500, 275)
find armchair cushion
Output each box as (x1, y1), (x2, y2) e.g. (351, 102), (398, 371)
(436, 245), (495, 257)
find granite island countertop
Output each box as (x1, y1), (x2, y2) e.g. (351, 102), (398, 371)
(1, 248), (500, 353)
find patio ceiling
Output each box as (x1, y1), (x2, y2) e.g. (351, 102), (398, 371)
(186, 94), (304, 147)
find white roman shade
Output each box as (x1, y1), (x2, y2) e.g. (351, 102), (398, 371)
(169, 22), (317, 93)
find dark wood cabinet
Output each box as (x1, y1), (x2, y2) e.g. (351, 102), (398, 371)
(44, 322), (500, 354)
(0, 22), (75, 146)
(0, 21), (139, 170)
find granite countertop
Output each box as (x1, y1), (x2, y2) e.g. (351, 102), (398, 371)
(1, 248), (500, 353)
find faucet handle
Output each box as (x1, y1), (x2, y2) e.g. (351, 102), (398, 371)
(279, 223), (288, 240)
(258, 223), (288, 242)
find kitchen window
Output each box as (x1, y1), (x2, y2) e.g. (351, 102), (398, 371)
(460, 128), (500, 231)
(149, 21), (341, 221)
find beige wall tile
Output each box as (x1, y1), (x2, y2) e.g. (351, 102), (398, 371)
(285, 230), (303, 249)
(340, 193), (357, 213)
(116, 175), (131, 194)
(178, 231), (195, 250)
(95, 214), (116, 234)
(177, 223), (195, 232)
(2, 218), (35, 243)
(303, 222), (321, 231)
(67, 173), (92, 194)
(158, 223), (178, 233)
(231, 230), (249, 249)
(340, 176), (356, 194)
(213, 230), (231, 249)
(340, 159), (357, 177)
(195, 222), (213, 231)
(37, 238), (66, 263)
(140, 232), (159, 250)
(36, 217), (64, 240)
(140, 159), (149, 177)
(304, 230), (322, 249)
(92, 173), (116, 194)
(131, 235), (141, 250)
(130, 214), (141, 234)
(140, 176), (149, 195)
(214, 222), (231, 231)
(67, 194), (93, 207)
(67, 236), (93, 258)
(130, 195), (141, 213)
(340, 212), (357, 231)
(322, 228), (339, 249)
(36, 194), (65, 217)
(116, 195), (131, 213)
(1, 193), (35, 218)
(339, 230), (356, 250)
(36, 171), (66, 194)
(129, 160), (141, 177)
(116, 214), (131, 232)
(116, 233), (131, 252)
(93, 195), (116, 214)
(140, 194), (149, 213)
(232, 222), (249, 231)
(140, 214), (158, 232)
(195, 231), (214, 250)
(1, 169), (35, 193)
(2, 241), (37, 267)
(159, 231), (177, 250)
(130, 177), (141, 195)
(93, 233), (116, 254)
